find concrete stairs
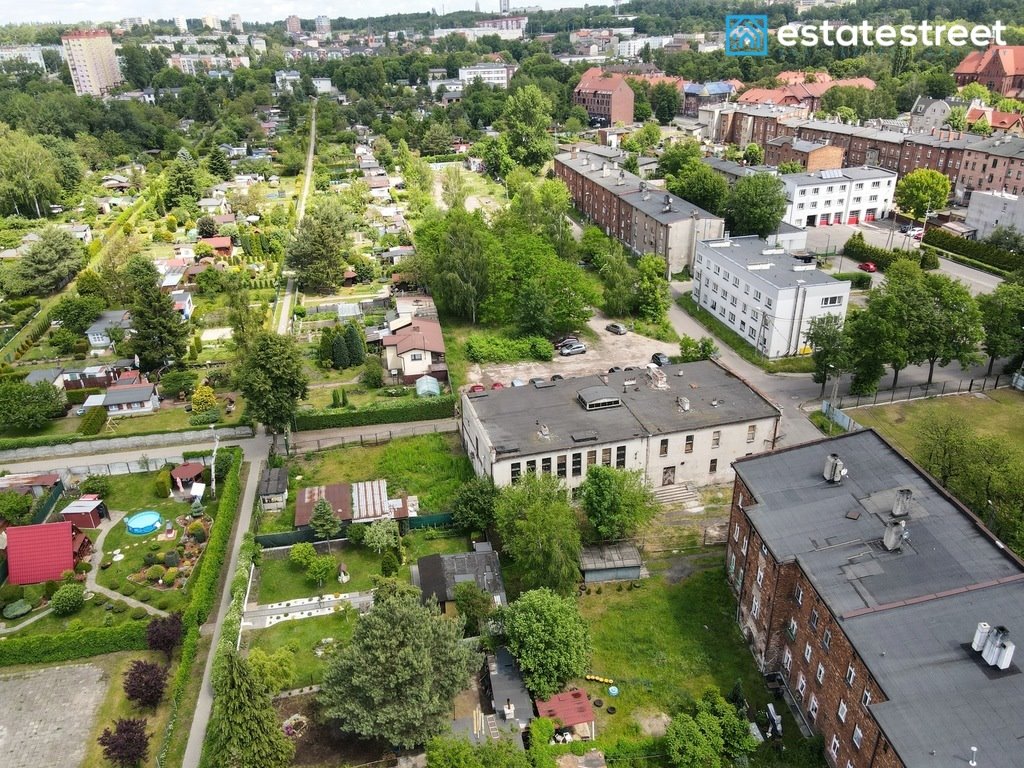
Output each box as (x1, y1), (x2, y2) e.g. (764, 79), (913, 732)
(653, 482), (704, 513)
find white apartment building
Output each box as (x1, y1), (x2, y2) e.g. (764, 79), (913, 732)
(692, 236), (850, 359)
(62, 30), (123, 97)
(781, 166), (896, 228)
(461, 362), (781, 492)
(274, 69), (302, 92)
(174, 17), (188, 34)
(616, 36), (673, 58)
(315, 15), (331, 35)
(0, 45), (46, 69)
(201, 15), (221, 31)
(964, 188), (1024, 239)
(458, 64), (516, 89)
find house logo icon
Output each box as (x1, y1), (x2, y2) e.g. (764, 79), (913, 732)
(725, 15), (769, 56)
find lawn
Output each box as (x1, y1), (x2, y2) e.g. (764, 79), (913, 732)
(576, 565), (818, 764)
(244, 609), (358, 688)
(851, 389), (1024, 462)
(79, 650), (178, 768)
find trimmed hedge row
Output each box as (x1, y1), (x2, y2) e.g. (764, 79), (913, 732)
(78, 406), (107, 436)
(833, 272), (872, 290)
(65, 387), (103, 405)
(0, 618), (148, 666)
(922, 245), (1011, 277)
(922, 228), (1023, 272)
(0, 423), (253, 452)
(841, 232), (936, 272)
(465, 333), (555, 363)
(294, 394), (457, 431)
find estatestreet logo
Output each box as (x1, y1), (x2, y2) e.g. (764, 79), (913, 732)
(725, 15), (768, 56)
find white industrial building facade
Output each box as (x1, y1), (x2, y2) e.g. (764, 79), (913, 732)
(781, 166), (896, 228)
(692, 236), (850, 359)
(460, 362), (781, 492)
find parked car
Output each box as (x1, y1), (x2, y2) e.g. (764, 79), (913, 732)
(608, 366), (623, 373)
(75, 406), (86, 416)
(651, 352), (670, 366)
(899, 224), (911, 234)
(605, 322), (628, 335)
(468, 384), (485, 393)
(858, 261), (877, 273)
(912, 230), (925, 241)
(550, 374), (564, 381)
(553, 335), (580, 349)
(510, 379), (527, 387)
(560, 342), (587, 356)
(529, 377), (546, 385)
(908, 227), (924, 238)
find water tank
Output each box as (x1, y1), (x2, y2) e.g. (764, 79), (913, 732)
(972, 622), (991, 652)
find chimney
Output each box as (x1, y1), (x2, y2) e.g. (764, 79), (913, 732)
(663, 193), (672, 212)
(572, 145), (578, 159)
(617, 170), (625, 185)
(883, 519), (906, 551)
(582, 154), (589, 167)
(602, 162), (609, 177)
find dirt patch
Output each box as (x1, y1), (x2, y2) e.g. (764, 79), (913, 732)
(464, 314), (675, 388)
(662, 552), (723, 584)
(275, 693), (395, 767)
(634, 710), (671, 737)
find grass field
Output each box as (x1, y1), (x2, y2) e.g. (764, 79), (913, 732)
(851, 389), (1024, 461)
(576, 564), (814, 762)
(244, 609), (358, 688)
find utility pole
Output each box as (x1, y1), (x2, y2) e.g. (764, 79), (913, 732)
(210, 424), (220, 499)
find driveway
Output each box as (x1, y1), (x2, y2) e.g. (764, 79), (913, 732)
(462, 314), (677, 387)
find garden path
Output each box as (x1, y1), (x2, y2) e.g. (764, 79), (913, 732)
(86, 510), (169, 617)
(242, 591), (374, 630)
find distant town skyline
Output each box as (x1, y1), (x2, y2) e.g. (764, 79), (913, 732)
(4, 0), (613, 26)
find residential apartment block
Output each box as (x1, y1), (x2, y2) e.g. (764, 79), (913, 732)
(692, 236), (850, 358)
(727, 430), (1024, 768)
(959, 134), (1024, 198)
(964, 188), (1024, 238)
(554, 145), (724, 274)
(765, 137), (844, 172)
(707, 103), (809, 148)
(458, 64), (517, 89)
(780, 167), (896, 228)
(572, 67), (635, 126)
(460, 361), (781, 492)
(0, 44), (47, 70)
(61, 30), (123, 97)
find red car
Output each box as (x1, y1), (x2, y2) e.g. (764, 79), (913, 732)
(490, 382), (504, 390)
(468, 384), (485, 393)
(912, 230), (925, 241)
(858, 262), (877, 273)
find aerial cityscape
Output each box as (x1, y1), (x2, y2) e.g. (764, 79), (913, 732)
(0, 2), (1022, 768)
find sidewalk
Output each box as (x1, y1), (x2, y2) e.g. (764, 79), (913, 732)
(242, 591), (374, 630)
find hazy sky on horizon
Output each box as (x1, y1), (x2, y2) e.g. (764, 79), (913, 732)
(3, 0), (613, 26)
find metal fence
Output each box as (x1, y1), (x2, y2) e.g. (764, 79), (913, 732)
(833, 374), (1010, 410)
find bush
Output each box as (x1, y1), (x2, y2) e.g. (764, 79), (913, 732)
(360, 358), (385, 389)
(294, 395), (456, 431)
(465, 332), (555, 363)
(80, 475), (113, 496)
(66, 387), (103, 405)
(146, 565), (166, 583)
(842, 231), (928, 272)
(143, 552), (158, 567)
(346, 522), (366, 544)
(164, 550), (180, 568)
(189, 408), (220, 426)
(50, 583), (85, 616)
(833, 271), (872, 290)
(79, 406), (107, 435)
(162, 567), (179, 585)
(381, 550), (399, 576)
(0, 583), (24, 604)
(75, 561), (92, 574)
(922, 227), (1023, 271)
(2, 599), (31, 619)
(131, 606), (148, 620)
(43, 580), (61, 599)
(110, 600), (129, 613)
(121, 583), (137, 596)
(188, 521), (206, 543)
(154, 469), (171, 499)
(24, 583), (44, 607)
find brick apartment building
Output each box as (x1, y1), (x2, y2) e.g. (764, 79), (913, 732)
(573, 67), (635, 126)
(955, 45), (1024, 97)
(959, 134), (1024, 198)
(727, 430), (1024, 768)
(765, 137), (844, 172)
(710, 103), (808, 147)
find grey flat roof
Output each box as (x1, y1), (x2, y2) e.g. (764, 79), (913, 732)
(556, 151), (641, 196)
(86, 310), (131, 335)
(417, 551), (507, 606)
(735, 430), (1024, 768)
(465, 360), (779, 459)
(697, 236), (842, 289)
(620, 188), (719, 224)
(103, 384), (155, 405)
(961, 134), (1024, 159)
(580, 542), (643, 571)
(24, 368), (63, 385)
(781, 166), (896, 186)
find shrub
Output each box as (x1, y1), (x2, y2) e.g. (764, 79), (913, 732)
(289, 542), (317, 569)
(110, 600), (129, 614)
(2, 599), (31, 619)
(80, 475), (113, 496)
(832, 271), (872, 290)
(380, 550), (399, 577)
(75, 561), (92, 574)
(360, 358), (384, 389)
(346, 522), (366, 544)
(24, 583), (44, 607)
(61, 569), (76, 583)
(79, 406), (107, 435)
(188, 521), (206, 543)
(841, 231), (926, 272)
(146, 565), (165, 583)
(131, 606), (149, 620)
(154, 469), (171, 499)
(465, 332), (555, 363)
(65, 387), (104, 405)
(43, 580), (61, 599)
(189, 408), (220, 426)
(922, 227), (1023, 271)
(294, 395), (456, 431)
(51, 584), (86, 616)
(143, 553), (158, 567)
(0, 583), (23, 604)
(164, 550), (180, 568)
(162, 567), (179, 585)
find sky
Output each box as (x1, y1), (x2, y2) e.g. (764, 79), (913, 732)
(2, 1), (613, 25)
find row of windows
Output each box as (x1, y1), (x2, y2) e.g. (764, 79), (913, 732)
(509, 445), (627, 482)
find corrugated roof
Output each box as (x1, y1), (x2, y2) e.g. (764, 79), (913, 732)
(535, 690), (595, 727)
(6, 522), (74, 585)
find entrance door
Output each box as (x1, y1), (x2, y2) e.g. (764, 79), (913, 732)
(662, 466), (676, 486)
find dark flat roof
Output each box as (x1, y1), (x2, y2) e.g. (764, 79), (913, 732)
(736, 430), (1024, 768)
(464, 361), (780, 460)
(417, 550), (507, 606)
(258, 467), (288, 496)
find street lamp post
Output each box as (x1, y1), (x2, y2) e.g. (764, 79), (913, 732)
(210, 424), (220, 499)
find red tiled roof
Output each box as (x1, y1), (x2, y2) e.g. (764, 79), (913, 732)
(199, 236), (232, 250)
(171, 462), (205, 480)
(294, 483), (352, 527)
(535, 690), (595, 728)
(966, 107), (1022, 129)
(575, 67), (630, 95)
(956, 46), (1024, 77)
(6, 522), (74, 585)
(627, 73), (687, 92)
(382, 318), (446, 356)
(738, 78), (875, 105)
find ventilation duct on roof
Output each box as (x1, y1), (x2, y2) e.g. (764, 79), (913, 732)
(891, 488), (912, 518)
(823, 453), (846, 483)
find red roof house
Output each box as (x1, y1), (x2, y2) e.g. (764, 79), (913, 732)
(5, 522), (74, 585)
(955, 45), (1024, 97)
(61, 495), (107, 528)
(535, 690), (596, 739)
(198, 236), (233, 257)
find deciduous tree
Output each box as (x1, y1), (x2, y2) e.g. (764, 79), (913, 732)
(449, 476), (499, 533)
(146, 613), (183, 661)
(123, 660), (168, 709)
(894, 168), (950, 221)
(0, 380), (65, 430)
(656, 139), (701, 178)
(98, 718), (150, 768)
(306, 554), (336, 588)
(650, 81), (681, 124)
(498, 84), (554, 171)
(579, 466), (659, 541)
(806, 314), (850, 398)
(978, 283), (1024, 374)
(668, 164), (728, 217)
(725, 173), (787, 238)
(635, 254), (670, 322)
(236, 332), (309, 432)
(364, 518), (400, 554)
(51, 295), (105, 334)
(454, 581), (494, 637)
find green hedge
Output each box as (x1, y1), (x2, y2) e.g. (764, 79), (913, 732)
(0, 620), (147, 666)
(922, 244), (1011, 277)
(465, 333), (554, 363)
(65, 387), (103, 405)
(78, 406), (107, 436)
(294, 394), (457, 431)
(842, 232), (928, 272)
(922, 228), (1023, 272)
(833, 271), (872, 290)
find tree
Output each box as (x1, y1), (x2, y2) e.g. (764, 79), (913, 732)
(0, 380), (65, 430)
(725, 174), (787, 237)
(499, 84), (554, 171)
(227, 288), (263, 354)
(364, 518), (400, 554)
(427, 735), (485, 768)
(449, 476), (499, 533)
(777, 161), (805, 174)
(130, 282), (190, 372)
(495, 473), (581, 595)
(123, 660), (169, 709)
(986, 225), (1024, 254)
(306, 555), (336, 589)
(236, 332), (309, 432)
(50, 583), (85, 616)
(595, 247), (639, 318)
(665, 712), (723, 768)
(196, 215), (218, 238)
(319, 580), (479, 747)
(0, 490), (33, 526)
(287, 199), (350, 293)
(698, 690), (757, 760)
(51, 295), (104, 334)
(98, 718), (150, 768)
(344, 322), (366, 366)
(289, 542), (317, 569)
(925, 70), (957, 99)
(947, 105), (968, 131)
(14, 227), (83, 295)
(0, 127), (61, 218)
(742, 143), (764, 166)
(76, 269), (107, 301)
(622, 123), (661, 154)
(163, 155), (200, 210)
(159, 369), (197, 400)
(835, 106), (858, 125)
(657, 139), (701, 178)
(441, 164), (468, 209)
(978, 283), (1024, 374)
(454, 581), (494, 637)
(668, 164), (729, 217)
(678, 335), (718, 362)
(309, 498), (342, 551)
(918, 272), (984, 385)
(894, 169), (950, 221)
(579, 466), (659, 541)
(422, 122), (456, 156)
(191, 384), (217, 414)
(247, 647), (297, 694)
(207, 651), (295, 768)
(207, 147), (231, 180)
(806, 314), (850, 398)
(970, 115), (994, 136)
(635, 254), (670, 321)
(650, 82), (681, 125)
(502, 589), (590, 699)
(146, 613), (184, 661)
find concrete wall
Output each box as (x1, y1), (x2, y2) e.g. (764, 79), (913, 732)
(0, 425), (254, 463)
